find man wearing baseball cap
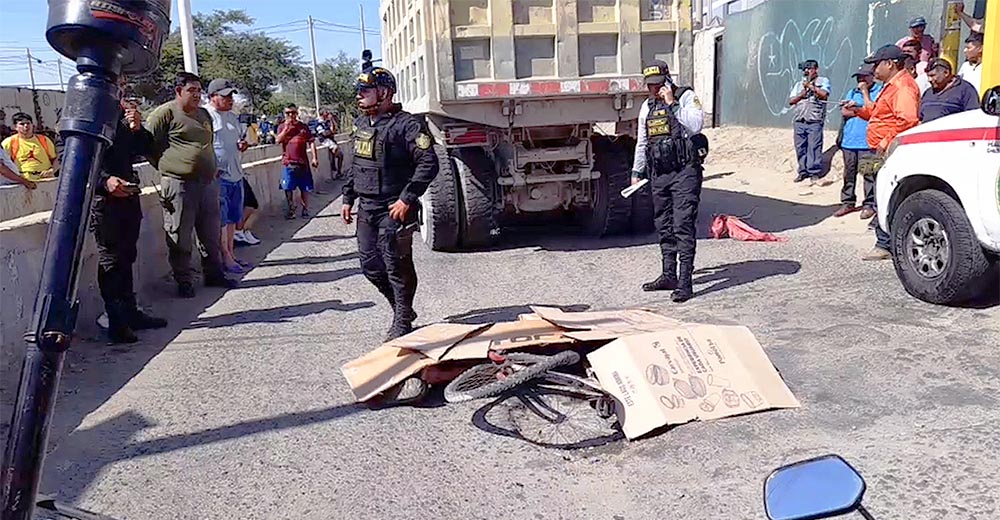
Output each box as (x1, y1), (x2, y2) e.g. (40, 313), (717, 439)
(844, 44), (921, 261)
(206, 78), (252, 275)
(835, 63), (882, 219)
(630, 59), (707, 302)
(896, 16), (939, 63)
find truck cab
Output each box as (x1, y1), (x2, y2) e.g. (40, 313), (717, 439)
(876, 85), (1000, 304)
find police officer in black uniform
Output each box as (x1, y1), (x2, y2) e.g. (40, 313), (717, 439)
(341, 67), (439, 340)
(91, 82), (167, 343)
(631, 60), (707, 302)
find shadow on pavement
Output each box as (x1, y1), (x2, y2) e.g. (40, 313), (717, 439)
(445, 303), (591, 325)
(188, 299), (376, 329)
(284, 233), (354, 244)
(693, 260), (802, 298)
(474, 187), (838, 252)
(257, 252), (358, 267)
(14, 181), (349, 505)
(238, 267), (362, 288)
(41, 402), (367, 502)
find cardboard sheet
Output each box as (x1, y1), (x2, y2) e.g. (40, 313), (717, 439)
(587, 325), (800, 439)
(531, 306), (683, 341)
(341, 346), (436, 402)
(441, 319), (573, 361)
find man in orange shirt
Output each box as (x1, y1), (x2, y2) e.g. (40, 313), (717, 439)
(846, 44), (921, 260)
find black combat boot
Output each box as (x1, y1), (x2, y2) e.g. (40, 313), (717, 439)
(642, 253), (678, 292)
(671, 262), (694, 303)
(124, 294), (167, 330)
(107, 301), (139, 344)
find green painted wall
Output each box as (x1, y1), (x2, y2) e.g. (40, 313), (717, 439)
(718, 0), (945, 128)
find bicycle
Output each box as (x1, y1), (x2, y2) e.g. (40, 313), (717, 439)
(444, 350), (623, 449)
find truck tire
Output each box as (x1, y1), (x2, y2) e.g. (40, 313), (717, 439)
(890, 189), (992, 305)
(452, 147), (499, 249)
(420, 144), (461, 251)
(618, 135), (654, 234)
(584, 136), (632, 236)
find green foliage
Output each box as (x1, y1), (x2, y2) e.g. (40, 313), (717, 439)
(287, 52), (361, 126)
(133, 10), (303, 110)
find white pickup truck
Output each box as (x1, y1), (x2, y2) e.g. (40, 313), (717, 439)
(876, 85), (1000, 305)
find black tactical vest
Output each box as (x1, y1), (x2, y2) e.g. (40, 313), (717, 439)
(352, 110), (412, 200)
(645, 96), (686, 173)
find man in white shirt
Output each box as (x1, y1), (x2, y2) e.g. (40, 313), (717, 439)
(206, 78), (251, 274)
(958, 32), (983, 96)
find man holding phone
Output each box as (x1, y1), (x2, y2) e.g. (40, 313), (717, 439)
(90, 80), (167, 344)
(787, 59), (831, 185)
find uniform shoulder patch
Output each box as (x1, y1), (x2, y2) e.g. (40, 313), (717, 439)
(692, 96), (703, 109)
(415, 133), (431, 150)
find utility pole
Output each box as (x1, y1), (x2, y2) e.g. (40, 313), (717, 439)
(308, 15), (321, 114)
(56, 60), (65, 91)
(178, 0), (198, 74)
(360, 4), (367, 50)
(26, 49), (36, 89)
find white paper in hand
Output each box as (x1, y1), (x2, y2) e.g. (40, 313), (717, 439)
(621, 179), (648, 199)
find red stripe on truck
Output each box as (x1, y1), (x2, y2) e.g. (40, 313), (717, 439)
(531, 82), (562, 95)
(479, 83), (509, 97)
(899, 127), (1000, 145)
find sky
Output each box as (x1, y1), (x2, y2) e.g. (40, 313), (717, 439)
(0, 0), (383, 89)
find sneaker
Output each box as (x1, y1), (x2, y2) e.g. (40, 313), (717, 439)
(385, 321), (414, 342)
(108, 325), (139, 345)
(224, 263), (245, 275)
(233, 230), (249, 244)
(242, 230), (261, 245)
(235, 259), (253, 270)
(285, 209), (296, 220)
(817, 176), (835, 187)
(808, 177), (818, 187)
(862, 247), (891, 261)
(833, 204), (856, 218)
(859, 207), (876, 220)
(301, 208), (310, 219)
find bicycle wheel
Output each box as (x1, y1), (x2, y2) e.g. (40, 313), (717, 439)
(535, 371), (605, 397)
(444, 350), (581, 404)
(476, 388), (624, 449)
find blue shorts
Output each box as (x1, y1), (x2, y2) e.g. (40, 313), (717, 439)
(219, 178), (245, 225)
(280, 164), (314, 193)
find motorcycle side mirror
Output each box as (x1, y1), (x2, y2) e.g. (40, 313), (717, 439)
(982, 86), (1000, 116)
(764, 454), (867, 520)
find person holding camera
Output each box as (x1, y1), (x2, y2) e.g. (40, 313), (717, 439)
(787, 59), (831, 185)
(91, 80), (167, 344)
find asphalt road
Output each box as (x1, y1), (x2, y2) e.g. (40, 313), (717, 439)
(25, 171), (1000, 520)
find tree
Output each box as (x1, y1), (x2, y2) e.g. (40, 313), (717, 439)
(285, 52), (361, 126)
(132, 10), (303, 110)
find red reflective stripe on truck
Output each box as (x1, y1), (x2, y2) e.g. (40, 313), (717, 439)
(899, 127), (1000, 145)
(455, 78), (646, 98)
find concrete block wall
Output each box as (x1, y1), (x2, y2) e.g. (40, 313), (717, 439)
(1, 138), (354, 407)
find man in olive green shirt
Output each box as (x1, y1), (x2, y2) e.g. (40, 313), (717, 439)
(147, 72), (237, 297)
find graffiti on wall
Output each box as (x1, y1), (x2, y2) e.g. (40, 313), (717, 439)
(756, 17), (855, 119)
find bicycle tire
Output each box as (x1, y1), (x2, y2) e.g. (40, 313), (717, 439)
(444, 350), (581, 404)
(535, 371), (606, 397)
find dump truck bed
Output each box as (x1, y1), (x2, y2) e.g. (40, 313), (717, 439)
(381, 0), (689, 126)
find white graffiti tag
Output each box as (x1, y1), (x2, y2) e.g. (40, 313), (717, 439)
(756, 17), (854, 118)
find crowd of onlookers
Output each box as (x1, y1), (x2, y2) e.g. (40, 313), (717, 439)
(787, 4), (987, 261)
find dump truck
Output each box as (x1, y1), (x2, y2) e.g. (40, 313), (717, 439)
(380, 0), (692, 250)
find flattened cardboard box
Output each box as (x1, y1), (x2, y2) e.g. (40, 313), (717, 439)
(342, 319), (571, 402)
(587, 325), (799, 440)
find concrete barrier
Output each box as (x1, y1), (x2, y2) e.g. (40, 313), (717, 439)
(1, 137), (354, 402)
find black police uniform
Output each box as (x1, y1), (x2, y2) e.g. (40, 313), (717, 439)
(343, 102), (439, 339)
(636, 67), (707, 302)
(90, 110), (166, 342)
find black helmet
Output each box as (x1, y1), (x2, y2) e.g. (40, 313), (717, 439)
(355, 67), (396, 94)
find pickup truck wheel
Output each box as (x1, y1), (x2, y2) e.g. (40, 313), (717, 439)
(583, 136), (632, 236)
(452, 147), (499, 249)
(420, 144), (461, 251)
(890, 189), (991, 304)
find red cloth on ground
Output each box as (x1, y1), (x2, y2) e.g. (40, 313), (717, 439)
(710, 215), (786, 242)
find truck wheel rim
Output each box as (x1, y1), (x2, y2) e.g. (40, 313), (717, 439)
(905, 217), (950, 279)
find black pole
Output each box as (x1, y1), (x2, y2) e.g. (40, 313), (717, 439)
(1, 2), (170, 518)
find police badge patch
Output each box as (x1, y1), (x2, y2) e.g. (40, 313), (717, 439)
(415, 133), (431, 150)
